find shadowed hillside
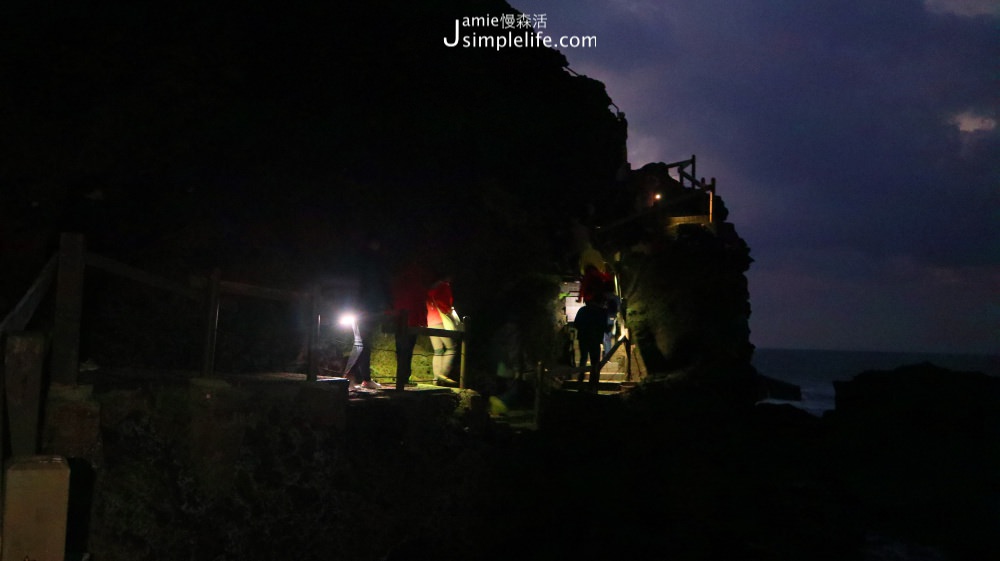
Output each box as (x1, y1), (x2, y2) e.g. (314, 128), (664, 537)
(1, 0), (632, 372)
(2, 0), (624, 286)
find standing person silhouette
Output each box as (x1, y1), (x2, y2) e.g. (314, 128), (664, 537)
(344, 236), (389, 390)
(426, 275), (461, 386)
(573, 298), (607, 392)
(390, 258), (431, 389)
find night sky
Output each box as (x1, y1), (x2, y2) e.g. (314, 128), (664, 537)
(511, 0), (999, 354)
(3, 1), (996, 356)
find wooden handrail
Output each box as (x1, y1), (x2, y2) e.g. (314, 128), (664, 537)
(0, 255), (58, 336)
(411, 323), (468, 388)
(660, 155), (715, 192)
(82, 253), (315, 378)
(408, 326), (464, 340)
(86, 252), (202, 301)
(44, 235), (475, 387)
(566, 334), (628, 376)
(219, 280), (305, 302)
(597, 189), (706, 233)
(189, 276), (307, 302)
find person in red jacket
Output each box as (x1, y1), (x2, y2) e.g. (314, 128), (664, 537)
(390, 259), (431, 389)
(579, 264), (612, 304)
(426, 275), (462, 386)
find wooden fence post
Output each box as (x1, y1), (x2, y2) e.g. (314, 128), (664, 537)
(5, 332), (46, 457)
(51, 232), (85, 385)
(201, 268), (221, 378)
(395, 310), (408, 391)
(458, 318), (468, 389)
(0, 337), (4, 491)
(533, 361), (542, 428)
(624, 338), (633, 382)
(621, 297), (632, 381)
(306, 285), (321, 382)
(0, 335), (5, 493)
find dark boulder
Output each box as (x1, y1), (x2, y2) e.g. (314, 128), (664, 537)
(826, 363), (1000, 560)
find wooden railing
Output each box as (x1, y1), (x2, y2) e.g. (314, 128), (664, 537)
(597, 154), (718, 238)
(564, 278), (634, 386)
(1, 254), (60, 463)
(0, 232), (474, 470)
(0, 256), (58, 337)
(38, 233), (311, 384)
(3, 232), (468, 388)
(565, 332), (633, 383)
(662, 154), (716, 192)
(0, 232), (474, 543)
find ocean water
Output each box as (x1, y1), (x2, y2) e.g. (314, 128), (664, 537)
(752, 348), (1000, 416)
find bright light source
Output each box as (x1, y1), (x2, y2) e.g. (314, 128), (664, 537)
(654, 193), (662, 200)
(338, 313), (357, 327)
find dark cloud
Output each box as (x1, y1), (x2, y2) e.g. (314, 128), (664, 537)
(512, 0), (998, 352)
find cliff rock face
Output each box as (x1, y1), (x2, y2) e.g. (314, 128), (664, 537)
(600, 163), (755, 398)
(4, 0), (755, 393)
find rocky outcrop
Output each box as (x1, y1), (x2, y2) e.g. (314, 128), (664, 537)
(52, 362), (1000, 560)
(79, 372), (489, 561)
(826, 363), (1000, 560)
(598, 163), (755, 401)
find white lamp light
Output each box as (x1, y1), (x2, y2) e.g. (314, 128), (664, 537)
(338, 312), (357, 327)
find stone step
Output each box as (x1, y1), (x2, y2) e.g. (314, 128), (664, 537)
(559, 380), (623, 392)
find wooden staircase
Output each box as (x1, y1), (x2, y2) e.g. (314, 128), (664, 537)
(559, 278), (645, 393)
(561, 332), (637, 392)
